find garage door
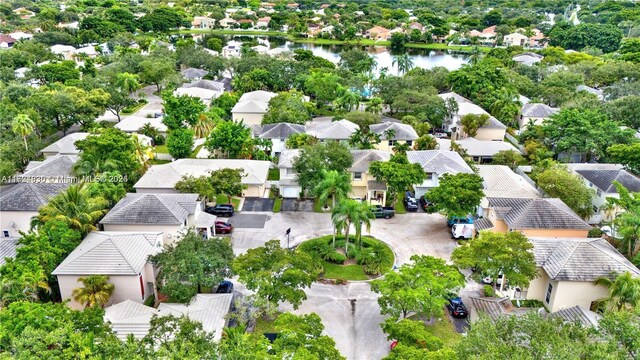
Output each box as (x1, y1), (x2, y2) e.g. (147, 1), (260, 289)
(282, 186), (300, 198)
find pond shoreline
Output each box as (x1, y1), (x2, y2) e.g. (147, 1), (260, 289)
(175, 29), (491, 53)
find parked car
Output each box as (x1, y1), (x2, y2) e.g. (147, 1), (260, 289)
(215, 221), (233, 234)
(432, 132), (448, 138)
(153, 112), (164, 118)
(205, 204), (234, 217)
(446, 297), (468, 318)
(215, 280), (234, 294)
(371, 205), (395, 219)
(447, 215), (474, 227)
(419, 196), (434, 212)
(451, 223), (475, 239)
(403, 191), (418, 212)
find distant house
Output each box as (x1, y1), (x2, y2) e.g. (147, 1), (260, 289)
(257, 16), (271, 28)
(173, 86), (221, 104)
(238, 19), (254, 27)
(503, 32), (529, 47)
(182, 79), (226, 92)
(0, 34), (17, 48)
(476, 197), (592, 237)
(100, 193), (217, 243)
(576, 85), (604, 101)
(523, 237), (640, 312)
(115, 116), (168, 137)
(218, 17), (237, 28)
(306, 119), (359, 142)
(76, 46), (99, 58)
(222, 40), (242, 57)
(365, 26), (391, 41)
(231, 90), (278, 124)
(13, 7), (36, 19)
(134, 159), (270, 197)
(567, 163), (640, 224)
(50, 44), (76, 60)
(0, 183), (71, 237)
(369, 122), (419, 152)
(528, 28), (545, 48)
(259, 122), (305, 156)
(519, 103), (559, 130)
(53, 231), (163, 310)
(41, 132), (90, 158)
(349, 150), (392, 205)
(437, 92), (507, 141)
(192, 16), (215, 29)
(104, 294), (233, 341)
(19, 155), (79, 183)
(409, 22), (423, 31)
(407, 150), (473, 198)
(436, 138), (520, 163)
(181, 68), (209, 81)
(513, 52), (544, 66)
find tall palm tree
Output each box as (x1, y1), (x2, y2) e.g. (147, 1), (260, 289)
(192, 113), (216, 139)
(12, 114), (35, 151)
(353, 202), (375, 249)
(0, 265), (50, 306)
(469, 46), (482, 65)
(35, 184), (109, 234)
(335, 87), (361, 112)
(332, 199), (371, 256)
(74, 154), (122, 177)
(595, 272), (640, 312)
(314, 170), (352, 248)
(116, 72), (140, 95)
(366, 97), (384, 114)
(72, 275), (115, 308)
(392, 142), (411, 155)
(392, 53), (414, 75)
(132, 135), (154, 170)
(383, 129), (396, 141)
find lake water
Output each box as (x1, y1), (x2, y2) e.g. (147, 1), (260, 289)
(234, 36), (470, 76)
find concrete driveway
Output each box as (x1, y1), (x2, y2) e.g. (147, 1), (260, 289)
(281, 199), (315, 212)
(241, 197), (274, 212)
(230, 212), (457, 359)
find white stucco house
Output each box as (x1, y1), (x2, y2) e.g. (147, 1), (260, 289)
(259, 122), (305, 156)
(231, 90), (278, 125)
(134, 159), (270, 198)
(115, 116), (168, 137)
(406, 150), (473, 198)
(436, 138), (521, 163)
(518, 103), (559, 130)
(173, 86), (221, 104)
(40, 132), (90, 158)
(100, 193), (217, 244)
(53, 231), (163, 310)
(369, 122), (419, 152)
(0, 183), (70, 238)
(438, 92), (507, 141)
(306, 119), (359, 143)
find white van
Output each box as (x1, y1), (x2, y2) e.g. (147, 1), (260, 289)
(451, 224), (475, 240)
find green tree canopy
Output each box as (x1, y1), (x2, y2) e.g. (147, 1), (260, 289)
(426, 173), (484, 218)
(167, 128), (194, 159)
(369, 154), (425, 204)
(460, 113), (489, 138)
(175, 175), (216, 202)
(535, 165), (594, 219)
(204, 120), (252, 159)
(162, 93), (207, 130)
(492, 150), (526, 170)
(150, 231), (234, 303)
(293, 141), (353, 194)
(262, 91), (312, 125)
(209, 168), (246, 204)
(272, 313), (345, 360)
(608, 143), (640, 176)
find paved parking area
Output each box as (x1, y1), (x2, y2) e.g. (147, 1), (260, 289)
(227, 214), (268, 229)
(281, 199), (315, 212)
(241, 197), (274, 212)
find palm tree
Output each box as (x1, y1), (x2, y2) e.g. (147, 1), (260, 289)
(335, 87), (361, 112)
(331, 199), (362, 257)
(0, 266), (50, 306)
(392, 142), (411, 155)
(353, 202), (375, 249)
(193, 113), (216, 139)
(74, 153), (122, 177)
(132, 135), (154, 170)
(383, 129), (396, 141)
(12, 114), (35, 151)
(392, 53), (414, 75)
(72, 275), (115, 308)
(314, 170), (352, 248)
(116, 72), (140, 95)
(366, 97), (384, 114)
(469, 46), (482, 65)
(595, 272), (640, 312)
(489, 88), (521, 127)
(35, 184), (109, 234)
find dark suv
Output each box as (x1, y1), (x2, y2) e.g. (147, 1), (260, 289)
(446, 297), (468, 318)
(419, 196), (434, 212)
(205, 204), (234, 217)
(403, 191), (419, 212)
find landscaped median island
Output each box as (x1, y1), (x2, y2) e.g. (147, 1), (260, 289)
(297, 235), (394, 282)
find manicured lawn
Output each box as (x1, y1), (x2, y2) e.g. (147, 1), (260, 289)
(268, 168), (280, 181)
(395, 193), (406, 214)
(322, 261), (368, 281)
(273, 198), (282, 212)
(215, 194), (241, 209)
(424, 317), (462, 348)
(155, 145), (169, 154)
(121, 101), (147, 114)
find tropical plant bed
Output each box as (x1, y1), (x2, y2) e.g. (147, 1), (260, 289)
(297, 235), (394, 281)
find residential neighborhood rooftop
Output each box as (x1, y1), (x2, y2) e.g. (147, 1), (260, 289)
(40, 132), (89, 156)
(350, 150), (392, 172)
(369, 122), (419, 140)
(100, 193), (199, 225)
(0, 182), (71, 211)
(259, 122), (305, 139)
(407, 150), (473, 176)
(488, 197), (591, 230)
(568, 163), (640, 193)
(0, 238), (20, 267)
(476, 165), (540, 198)
(20, 155), (79, 180)
(521, 103), (559, 118)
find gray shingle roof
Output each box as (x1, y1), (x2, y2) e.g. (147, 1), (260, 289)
(0, 238), (20, 267)
(182, 79), (225, 91)
(350, 150), (391, 172)
(278, 149), (301, 168)
(551, 306), (601, 327)
(530, 237), (640, 281)
(521, 103), (559, 118)
(259, 123), (305, 139)
(0, 182), (71, 211)
(407, 150), (473, 176)
(369, 122), (419, 140)
(306, 119), (359, 140)
(100, 193), (198, 225)
(475, 217), (495, 230)
(20, 155), (78, 179)
(52, 231), (162, 275)
(488, 197), (591, 230)
(477, 165), (540, 198)
(470, 297), (523, 321)
(180, 68), (209, 79)
(574, 169), (640, 193)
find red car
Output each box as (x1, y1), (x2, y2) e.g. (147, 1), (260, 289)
(215, 221), (233, 234)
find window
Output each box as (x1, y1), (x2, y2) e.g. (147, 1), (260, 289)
(596, 189), (602, 197)
(286, 168), (296, 176)
(2, 230), (8, 238)
(388, 140), (396, 146)
(353, 172), (362, 180)
(406, 141), (412, 146)
(545, 283), (553, 304)
(425, 173), (434, 180)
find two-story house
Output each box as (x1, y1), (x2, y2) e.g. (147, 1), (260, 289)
(100, 193), (218, 243)
(349, 150), (392, 205)
(306, 119), (359, 143)
(407, 150), (473, 198)
(277, 149), (302, 198)
(518, 103), (559, 130)
(567, 163), (640, 224)
(53, 231), (163, 310)
(438, 92), (507, 141)
(259, 122), (305, 157)
(369, 122), (419, 152)
(231, 90), (278, 124)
